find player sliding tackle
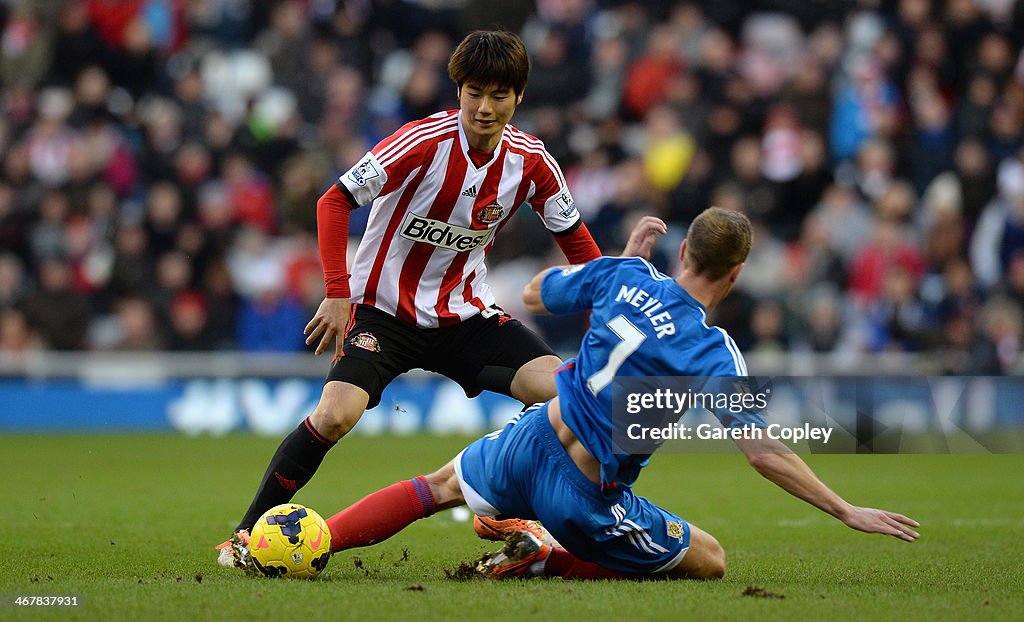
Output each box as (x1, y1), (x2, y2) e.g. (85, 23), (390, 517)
(322, 209), (919, 579)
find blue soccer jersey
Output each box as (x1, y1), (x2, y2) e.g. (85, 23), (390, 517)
(540, 257), (762, 492)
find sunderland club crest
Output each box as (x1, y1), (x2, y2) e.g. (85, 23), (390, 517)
(349, 332), (381, 353)
(476, 203), (504, 224)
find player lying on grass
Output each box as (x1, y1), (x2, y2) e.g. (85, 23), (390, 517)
(319, 208), (920, 579)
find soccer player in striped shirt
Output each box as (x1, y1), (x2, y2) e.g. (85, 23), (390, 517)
(218, 30), (647, 566)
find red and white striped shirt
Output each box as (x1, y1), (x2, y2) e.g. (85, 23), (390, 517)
(337, 110), (583, 328)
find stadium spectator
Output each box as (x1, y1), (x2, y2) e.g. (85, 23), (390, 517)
(829, 55), (900, 162)
(167, 289), (214, 351)
(621, 25), (685, 120)
(235, 285), (305, 353)
(525, 27), (589, 108)
(0, 4), (53, 88)
(848, 218), (926, 305)
(747, 299), (791, 369)
(971, 189), (1024, 288)
(106, 295), (165, 351)
(0, 253), (27, 309)
(863, 264), (933, 352)
(970, 296), (1024, 374)
(18, 256), (89, 350)
(801, 288), (848, 353)
(200, 257), (239, 350)
(107, 222), (155, 300)
(0, 306), (43, 360)
(50, 2), (107, 87)
(953, 138), (998, 234)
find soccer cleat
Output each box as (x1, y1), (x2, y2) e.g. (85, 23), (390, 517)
(475, 531), (552, 579)
(215, 529), (252, 571)
(473, 515), (560, 547)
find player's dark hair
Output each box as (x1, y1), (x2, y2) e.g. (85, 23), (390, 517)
(448, 30), (530, 95)
(684, 207), (753, 279)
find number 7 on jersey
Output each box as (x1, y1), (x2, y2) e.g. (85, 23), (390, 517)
(586, 315), (647, 395)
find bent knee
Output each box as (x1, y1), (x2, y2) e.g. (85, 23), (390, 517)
(310, 383), (369, 440)
(678, 553), (726, 580)
(699, 538), (727, 579)
(667, 529), (727, 580)
(703, 556), (726, 580)
(309, 403), (363, 440)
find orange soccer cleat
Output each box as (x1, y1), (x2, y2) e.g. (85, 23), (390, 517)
(473, 515), (559, 546)
(476, 531), (552, 578)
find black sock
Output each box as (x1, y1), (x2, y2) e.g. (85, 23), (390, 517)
(235, 417), (336, 532)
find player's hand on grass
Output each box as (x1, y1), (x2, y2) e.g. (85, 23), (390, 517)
(621, 216), (668, 259)
(304, 297), (351, 357)
(840, 505), (920, 542)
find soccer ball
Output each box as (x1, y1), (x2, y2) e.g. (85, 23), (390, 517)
(250, 503), (331, 579)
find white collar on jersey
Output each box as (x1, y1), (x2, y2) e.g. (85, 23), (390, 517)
(457, 116), (507, 170)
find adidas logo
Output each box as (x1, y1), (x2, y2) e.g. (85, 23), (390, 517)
(461, 185), (478, 198)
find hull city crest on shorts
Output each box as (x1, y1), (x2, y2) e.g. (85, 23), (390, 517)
(667, 521), (685, 541)
(349, 332), (381, 353)
(476, 203), (504, 224)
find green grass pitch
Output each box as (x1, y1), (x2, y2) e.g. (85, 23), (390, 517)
(2, 434), (1022, 621)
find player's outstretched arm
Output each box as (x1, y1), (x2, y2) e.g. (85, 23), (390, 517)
(304, 297), (351, 357)
(733, 436), (920, 542)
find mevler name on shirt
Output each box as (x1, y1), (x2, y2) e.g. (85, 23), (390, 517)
(626, 422), (834, 444)
(614, 285), (676, 338)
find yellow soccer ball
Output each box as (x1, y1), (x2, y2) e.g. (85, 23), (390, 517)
(250, 504), (331, 579)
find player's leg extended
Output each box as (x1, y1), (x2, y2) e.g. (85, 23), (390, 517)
(325, 460), (463, 552)
(233, 381), (369, 533)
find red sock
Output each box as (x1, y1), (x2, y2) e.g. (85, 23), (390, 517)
(326, 476), (436, 552)
(543, 547), (640, 580)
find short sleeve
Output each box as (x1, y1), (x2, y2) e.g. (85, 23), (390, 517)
(337, 113), (455, 207)
(540, 257), (623, 314)
(527, 152), (580, 233)
(338, 152), (388, 206)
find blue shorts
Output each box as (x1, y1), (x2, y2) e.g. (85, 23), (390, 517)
(454, 403), (691, 574)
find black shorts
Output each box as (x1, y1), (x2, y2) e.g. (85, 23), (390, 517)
(326, 303), (556, 408)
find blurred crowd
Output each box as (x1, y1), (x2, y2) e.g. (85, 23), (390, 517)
(0, 0), (1023, 375)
